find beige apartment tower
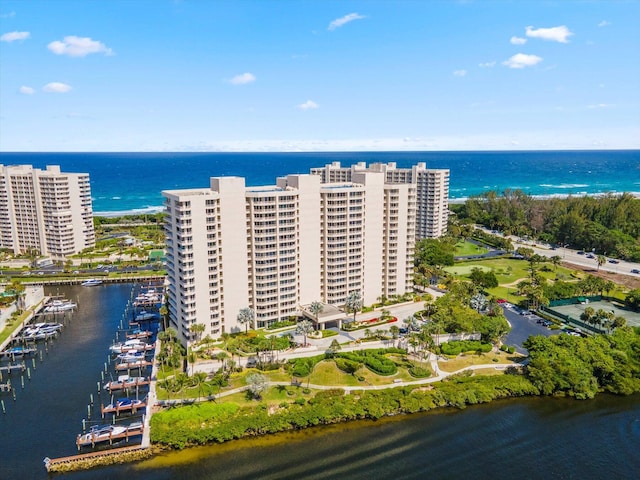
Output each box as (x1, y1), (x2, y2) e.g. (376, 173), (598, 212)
(163, 170), (417, 346)
(311, 161), (449, 238)
(0, 164), (95, 258)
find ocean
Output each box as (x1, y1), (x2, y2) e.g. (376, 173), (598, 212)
(0, 150), (638, 216)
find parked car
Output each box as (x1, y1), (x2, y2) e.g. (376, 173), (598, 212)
(632, 269), (640, 274)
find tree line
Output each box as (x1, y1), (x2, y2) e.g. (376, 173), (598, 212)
(452, 191), (640, 261)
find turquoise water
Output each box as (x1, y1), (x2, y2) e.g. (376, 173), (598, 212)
(1, 150), (638, 215)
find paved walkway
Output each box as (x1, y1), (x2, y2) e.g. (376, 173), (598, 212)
(157, 354), (522, 407)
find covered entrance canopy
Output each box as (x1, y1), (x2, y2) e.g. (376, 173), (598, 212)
(300, 302), (345, 329)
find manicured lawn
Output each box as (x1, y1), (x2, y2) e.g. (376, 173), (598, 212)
(455, 241), (488, 256)
(438, 351), (521, 372)
(219, 385), (317, 407)
(445, 265), (492, 276)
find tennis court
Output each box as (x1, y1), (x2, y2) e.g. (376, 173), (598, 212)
(548, 299), (640, 328)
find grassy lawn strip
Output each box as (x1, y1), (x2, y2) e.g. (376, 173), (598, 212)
(438, 351), (522, 373)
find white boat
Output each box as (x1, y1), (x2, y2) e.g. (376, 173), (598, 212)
(109, 339), (144, 353)
(126, 329), (153, 340)
(104, 375), (150, 391)
(44, 300), (76, 313)
(81, 279), (103, 287)
(134, 311), (157, 322)
(116, 351), (145, 362)
(77, 424), (127, 446)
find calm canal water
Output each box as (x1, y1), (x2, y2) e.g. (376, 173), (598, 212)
(1, 285), (639, 480)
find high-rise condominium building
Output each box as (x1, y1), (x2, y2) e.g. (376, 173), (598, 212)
(310, 161), (450, 238)
(0, 164), (95, 258)
(163, 171), (416, 346)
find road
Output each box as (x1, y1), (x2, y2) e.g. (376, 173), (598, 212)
(476, 226), (640, 278)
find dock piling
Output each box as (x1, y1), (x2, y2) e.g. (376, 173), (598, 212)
(1, 400), (5, 414)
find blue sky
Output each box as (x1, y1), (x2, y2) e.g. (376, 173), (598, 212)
(1, 0), (639, 152)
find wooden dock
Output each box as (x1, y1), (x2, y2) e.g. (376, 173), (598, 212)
(115, 360), (153, 371)
(101, 400), (147, 417)
(0, 363), (26, 374)
(105, 377), (150, 392)
(44, 444), (149, 472)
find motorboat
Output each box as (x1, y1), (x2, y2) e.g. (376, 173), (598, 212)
(44, 300), (77, 313)
(81, 279), (103, 287)
(109, 339), (145, 353)
(77, 424), (127, 446)
(134, 311), (158, 322)
(104, 375), (150, 391)
(116, 351), (145, 362)
(1, 346), (37, 357)
(126, 329), (153, 340)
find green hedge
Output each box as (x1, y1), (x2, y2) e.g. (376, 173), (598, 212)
(440, 340), (492, 356)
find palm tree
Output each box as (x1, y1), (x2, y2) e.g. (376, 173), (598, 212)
(189, 323), (205, 343)
(596, 254), (606, 271)
(309, 301), (324, 322)
(470, 293), (487, 312)
(159, 305), (169, 331)
(246, 373), (269, 399)
(187, 348), (197, 375)
(580, 306), (595, 325)
(550, 255), (562, 271)
(237, 307), (255, 333)
(344, 291), (363, 324)
(192, 371), (208, 399)
(612, 316), (627, 330)
(296, 319), (314, 347)
(9, 280), (26, 314)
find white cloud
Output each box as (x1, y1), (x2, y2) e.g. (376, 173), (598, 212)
(598, 20), (611, 27)
(587, 103), (615, 109)
(43, 82), (72, 93)
(19, 86), (35, 95)
(0, 31), (30, 42)
(229, 72), (256, 85)
(0, 11), (16, 18)
(479, 61), (496, 68)
(453, 69), (467, 77)
(525, 25), (573, 43)
(297, 100), (319, 110)
(328, 13), (365, 31)
(47, 36), (113, 57)
(510, 36), (527, 45)
(503, 53), (543, 69)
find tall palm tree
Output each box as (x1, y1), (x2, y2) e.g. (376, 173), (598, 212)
(345, 291), (362, 324)
(596, 254), (606, 271)
(237, 307), (255, 333)
(296, 319), (314, 347)
(309, 301), (324, 323)
(189, 323), (205, 343)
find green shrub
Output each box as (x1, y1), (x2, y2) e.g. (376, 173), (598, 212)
(409, 366), (431, 378)
(294, 397), (306, 405)
(440, 340), (492, 356)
